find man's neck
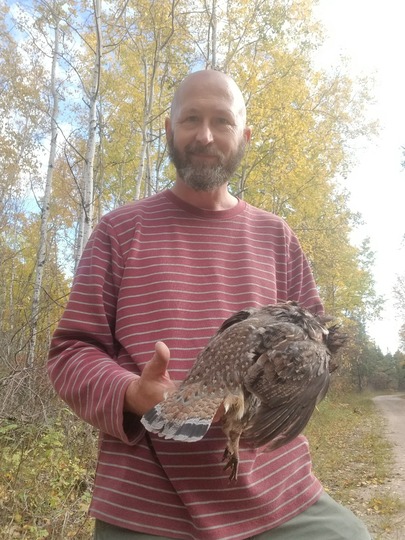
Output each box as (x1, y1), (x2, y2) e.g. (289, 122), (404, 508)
(171, 180), (238, 211)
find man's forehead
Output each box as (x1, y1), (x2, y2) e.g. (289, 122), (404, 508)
(177, 102), (236, 117)
(171, 71), (246, 120)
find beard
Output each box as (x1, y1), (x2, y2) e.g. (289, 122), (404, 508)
(167, 136), (246, 192)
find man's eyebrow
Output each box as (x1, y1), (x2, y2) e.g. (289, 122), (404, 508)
(180, 107), (199, 114)
(180, 106), (235, 117)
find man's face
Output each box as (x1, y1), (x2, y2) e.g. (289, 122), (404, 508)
(166, 73), (251, 191)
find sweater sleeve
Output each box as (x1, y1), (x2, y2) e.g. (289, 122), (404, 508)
(47, 218), (142, 445)
(285, 225), (324, 315)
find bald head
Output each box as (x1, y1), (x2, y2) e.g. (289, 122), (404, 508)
(170, 70), (247, 126)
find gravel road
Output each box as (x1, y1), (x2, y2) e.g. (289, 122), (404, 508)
(373, 394), (405, 539)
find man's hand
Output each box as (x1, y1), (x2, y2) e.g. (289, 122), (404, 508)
(124, 341), (177, 416)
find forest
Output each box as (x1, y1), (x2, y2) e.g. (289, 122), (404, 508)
(0, 0), (405, 537)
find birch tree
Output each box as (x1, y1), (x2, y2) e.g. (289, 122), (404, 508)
(0, 1), (47, 364)
(27, 3), (61, 368)
(98, 0), (193, 205)
(75, 0), (102, 262)
(0, 0), (75, 421)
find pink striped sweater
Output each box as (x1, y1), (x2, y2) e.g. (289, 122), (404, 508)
(48, 190), (324, 539)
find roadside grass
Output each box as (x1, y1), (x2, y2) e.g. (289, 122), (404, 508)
(306, 388), (404, 537)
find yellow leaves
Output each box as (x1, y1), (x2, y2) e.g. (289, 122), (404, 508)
(371, 498), (383, 513)
(367, 496), (403, 516)
(357, 478), (381, 488)
(2, 0), (376, 326)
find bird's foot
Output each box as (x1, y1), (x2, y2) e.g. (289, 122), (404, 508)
(222, 447), (239, 481)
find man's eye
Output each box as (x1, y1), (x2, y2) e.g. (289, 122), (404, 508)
(217, 118), (231, 125)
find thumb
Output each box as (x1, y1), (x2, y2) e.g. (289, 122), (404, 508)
(144, 341), (171, 379)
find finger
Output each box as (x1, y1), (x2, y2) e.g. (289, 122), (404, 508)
(143, 341), (170, 378)
(154, 341), (170, 363)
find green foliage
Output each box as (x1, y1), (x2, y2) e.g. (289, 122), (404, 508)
(393, 351), (405, 390)
(394, 274), (405, 351)
(0, 410), (97, 539)
(330, 320), (405, 392)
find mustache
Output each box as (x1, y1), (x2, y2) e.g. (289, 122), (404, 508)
(185, 143), (223, 158)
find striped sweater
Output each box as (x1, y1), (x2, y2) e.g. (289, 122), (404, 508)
(48, 189), (324, 539)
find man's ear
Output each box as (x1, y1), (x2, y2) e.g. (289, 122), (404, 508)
(244, 126), (252, 143)
(165, 117), (172, 138)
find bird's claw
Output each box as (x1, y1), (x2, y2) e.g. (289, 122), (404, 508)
(222, 448), (239, 481)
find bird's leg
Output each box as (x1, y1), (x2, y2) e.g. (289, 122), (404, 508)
(222, 429), (242, 481)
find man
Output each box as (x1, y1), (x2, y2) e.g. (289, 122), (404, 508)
(48, 70), (371, 539)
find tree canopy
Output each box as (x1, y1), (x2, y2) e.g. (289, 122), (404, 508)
(0, 0), (397, 421)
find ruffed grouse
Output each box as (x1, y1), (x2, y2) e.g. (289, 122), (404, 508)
(141, 301), (345, 480)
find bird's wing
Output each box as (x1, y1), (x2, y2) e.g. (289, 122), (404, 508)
(242, 338), (330, 449)
(216, 307), (258, 334)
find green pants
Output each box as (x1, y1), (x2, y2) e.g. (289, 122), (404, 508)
(94, 492), (372, 539)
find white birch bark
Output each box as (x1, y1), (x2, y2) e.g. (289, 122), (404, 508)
(27, 19), (60, 368)
(134, 55), (156, 201)
(76, 0), (102, 263)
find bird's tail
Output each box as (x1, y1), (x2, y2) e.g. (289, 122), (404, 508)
(141, 386), (223, 442)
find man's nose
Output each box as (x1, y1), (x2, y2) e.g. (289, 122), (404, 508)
(195, 121), (214, 145)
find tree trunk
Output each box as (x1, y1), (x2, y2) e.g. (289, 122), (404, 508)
(76, 0), (102, 264)
(27, 20), (60, 368)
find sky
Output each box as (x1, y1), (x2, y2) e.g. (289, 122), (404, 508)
(314, 0), (405, 354)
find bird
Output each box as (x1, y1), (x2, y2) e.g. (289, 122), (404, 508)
(141, 301), (346, 481)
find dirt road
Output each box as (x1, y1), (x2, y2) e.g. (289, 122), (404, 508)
(372, 395), (405, 539)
